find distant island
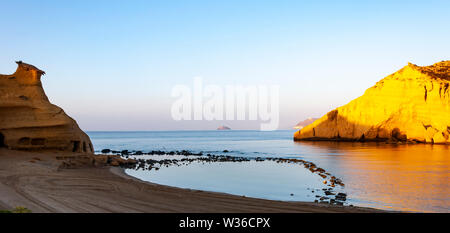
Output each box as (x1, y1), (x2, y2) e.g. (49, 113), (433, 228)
(294, 61), (450, 144)
(217, 126), (231, 130)
(293, 118), (318, 129)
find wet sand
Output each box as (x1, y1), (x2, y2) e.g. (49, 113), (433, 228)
(0, 149), (385, 213)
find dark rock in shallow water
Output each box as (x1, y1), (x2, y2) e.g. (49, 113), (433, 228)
(101, 149), (111, 153)
(324, 190), (335, 196)
(223, 150), (229, 153)
(335, 193), (347, 201)
(121, 150), (129, 155)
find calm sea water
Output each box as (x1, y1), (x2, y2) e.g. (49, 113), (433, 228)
(87, 130), (450, 213)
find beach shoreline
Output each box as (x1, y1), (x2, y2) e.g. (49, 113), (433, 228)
(0, 149), (386, 213)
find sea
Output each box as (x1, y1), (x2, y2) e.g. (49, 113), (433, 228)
(87, 130), (450, 213)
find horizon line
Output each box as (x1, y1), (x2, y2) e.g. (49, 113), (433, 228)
(85, 129), (298, 132)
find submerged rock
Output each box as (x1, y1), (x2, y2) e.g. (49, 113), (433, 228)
(294, 61), (450, 144)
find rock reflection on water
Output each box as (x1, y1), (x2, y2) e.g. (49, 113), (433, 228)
(294, 142), (450, 212)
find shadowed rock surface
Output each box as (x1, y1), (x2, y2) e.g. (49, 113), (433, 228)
(294, 61), (450, 144)
(0, 61), (93, 153)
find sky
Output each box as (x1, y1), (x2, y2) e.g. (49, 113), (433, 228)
(0, 0), (449, 130)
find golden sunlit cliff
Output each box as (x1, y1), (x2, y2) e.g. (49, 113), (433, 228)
(294, 61), (450, 144)
(0, 61), (93, 152)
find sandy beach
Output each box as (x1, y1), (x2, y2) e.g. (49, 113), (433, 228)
(0, 148), (384, 213)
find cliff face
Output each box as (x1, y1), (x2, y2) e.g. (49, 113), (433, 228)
(294, 61), (450, 144)
(0, 61), (93, 152)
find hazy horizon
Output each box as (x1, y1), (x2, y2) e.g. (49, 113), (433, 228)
(85, 129), (298, 132)
(1, 0), (449, 131)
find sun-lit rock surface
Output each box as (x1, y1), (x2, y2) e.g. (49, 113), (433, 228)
(0, 61), (93, 152)
(294, 61), (450, 144)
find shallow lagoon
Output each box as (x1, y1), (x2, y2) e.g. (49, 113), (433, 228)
(89, 130), (450, 212)
(126, 159), (341, 203)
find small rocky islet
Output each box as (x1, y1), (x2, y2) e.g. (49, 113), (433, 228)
(97, 148), (349, 206)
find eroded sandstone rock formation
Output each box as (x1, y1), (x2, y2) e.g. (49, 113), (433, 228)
(294, 61), (450, 144)
(0, 61), (93, 152)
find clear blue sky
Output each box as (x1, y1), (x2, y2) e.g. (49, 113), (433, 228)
(1, 0), (449, 130)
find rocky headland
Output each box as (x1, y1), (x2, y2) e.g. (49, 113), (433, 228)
(0, 61), (93, 152)
(294, 61), (450, 144)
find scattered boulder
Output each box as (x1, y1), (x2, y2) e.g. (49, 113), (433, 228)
(335, 193), (347, 201)
(324, 190), (335, 196)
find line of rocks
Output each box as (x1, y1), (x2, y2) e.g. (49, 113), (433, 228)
(264, 158), (344, 187)
(56, 154), (138, 169)
(100, 149), (204, 157)
(98, 148), (348, 206)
